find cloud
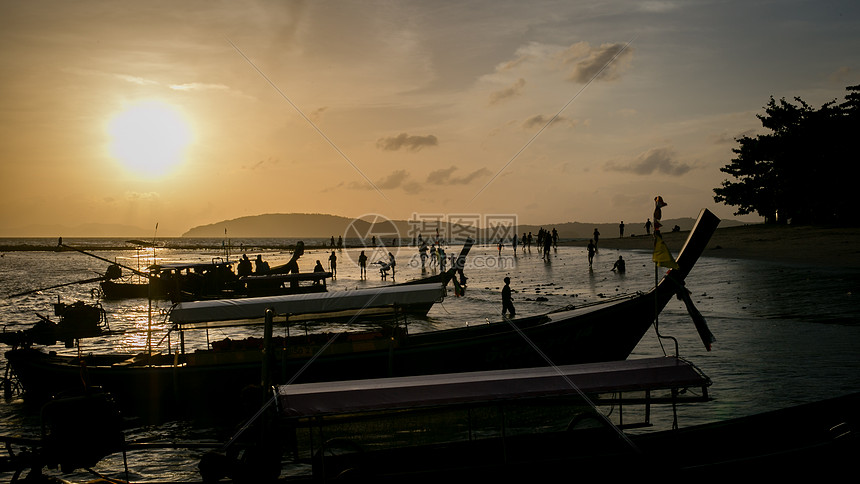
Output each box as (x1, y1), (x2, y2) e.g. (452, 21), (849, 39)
(243, 157), (279, 170)
(169, 82), (230, 92)
(125, 191), (161, 201)
(829, 66), (854, 83)
(348, 169), (412, 190)
(710, 128), (756, 145)
(489, 78), (526, 105)
(376, 133), (439, 151)
(559, 42), (634, 83)
(521, 113), (576, 130)
(639, 1), (680, 12)
(426, 166), (491, 185)
(604, 147), (692, 176)
(115, 74), (159, 86)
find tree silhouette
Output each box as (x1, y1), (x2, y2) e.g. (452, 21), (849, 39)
(714, 85), (860, 225)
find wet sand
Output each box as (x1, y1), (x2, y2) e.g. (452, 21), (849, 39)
(561, 224), (860, 269)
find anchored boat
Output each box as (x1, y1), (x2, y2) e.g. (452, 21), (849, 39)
(4, 210), (719, 424)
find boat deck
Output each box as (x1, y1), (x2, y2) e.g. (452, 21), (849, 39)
(277, 356), (710, 417)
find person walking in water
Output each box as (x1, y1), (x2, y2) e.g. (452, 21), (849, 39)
(543, 232), (552, 260)
(501, 276), (516, 318)
(612, 255), (626, 273)
(587, 239), (596, 267)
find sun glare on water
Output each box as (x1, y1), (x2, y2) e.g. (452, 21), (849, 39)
(108, 101), (193, 178)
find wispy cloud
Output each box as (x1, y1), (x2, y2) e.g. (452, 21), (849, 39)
(242, 157), (279, 170)
(426, 166), (491, 185)
(560, 42), (634, 83)
(376, 133), (439, 151)
(521, 113), (576, 130)
(169, 82), (230, 92)
(349, 169), (412, 190)
(488, 78), (526, 105)
(125, 191), (161, 201)
(115, 74), (159, 86)
(604, 147), (692, 176)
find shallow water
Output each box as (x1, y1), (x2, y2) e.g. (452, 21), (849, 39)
(2, 239), (859, 481)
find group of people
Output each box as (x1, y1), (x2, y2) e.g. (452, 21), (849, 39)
(237, 253), (270, 276)
(309, 249), (396, 280)
(499, 250), (626, 319)
(418, 241), (446, 271)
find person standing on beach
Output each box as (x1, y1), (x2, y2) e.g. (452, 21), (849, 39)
(619, 221), (625, 238)
(587, 239), (596, 267)
(328, 251), (337, 278)
(388, 252), (396, 277)
(593, 228), (600, 252)
(502, 277), (516, 318)
(645, 219), (652, 236)
(543, 233), (552, 260)
(358, 250), (367, 279)
(419, 241), (428, 268)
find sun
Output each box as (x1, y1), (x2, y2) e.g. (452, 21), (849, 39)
(108, 101), (193, 178)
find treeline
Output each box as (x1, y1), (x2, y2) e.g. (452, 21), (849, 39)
(714, 84), (860, 225)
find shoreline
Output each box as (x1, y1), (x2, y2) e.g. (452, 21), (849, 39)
(559, 224), (860, 269)
(3, 225), (859, 269)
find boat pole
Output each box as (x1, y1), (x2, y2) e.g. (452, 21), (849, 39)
(262, 308), (275, 392)
(58, 242), (151, 279)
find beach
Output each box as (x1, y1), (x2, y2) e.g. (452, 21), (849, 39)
(562, 224), (860, 269)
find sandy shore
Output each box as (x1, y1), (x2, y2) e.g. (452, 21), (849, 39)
(561, 224), (860, 269)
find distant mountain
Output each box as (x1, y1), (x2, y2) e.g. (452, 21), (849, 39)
(182, 213), (370, 238)
(182, 213), (748, 240)
(1, 223), (153, 238)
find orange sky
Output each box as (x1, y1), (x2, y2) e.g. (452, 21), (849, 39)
(2, 1), (858, 236)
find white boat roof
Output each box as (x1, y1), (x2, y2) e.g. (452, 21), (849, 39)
(276, 356), (710, 417)
(169, 283), (444, 324)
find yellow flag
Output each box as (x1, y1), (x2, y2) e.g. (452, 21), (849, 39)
(653, 234), (679, 269)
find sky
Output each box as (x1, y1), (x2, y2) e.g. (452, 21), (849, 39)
(2, 0), (858, 236)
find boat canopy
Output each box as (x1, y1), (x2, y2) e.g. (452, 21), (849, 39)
(169, 283), (445, 325)
(277, 356), (710, 417)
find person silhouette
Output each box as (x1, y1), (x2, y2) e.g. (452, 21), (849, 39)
(502, 276), (516, 318)
(645, 218), (652, 236)
(619, 221), (625, 238)
(328, 251), (337, 278)
(587, 239), (596, 267)
(593, 228), (600, 252)
(612, 255), (626, 273)
(358, 250), (367, 279)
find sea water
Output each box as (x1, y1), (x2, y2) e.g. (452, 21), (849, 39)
(1, 238), (859, 481)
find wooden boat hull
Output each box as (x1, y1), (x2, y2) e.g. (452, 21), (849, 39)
(4, 295), (663, 424)
(6, 210), (720, 424)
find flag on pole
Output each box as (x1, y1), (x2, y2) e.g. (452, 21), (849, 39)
(652, 233), (679, 269)
(653, 196), (667, 233)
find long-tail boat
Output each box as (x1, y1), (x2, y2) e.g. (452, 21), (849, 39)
(3, 210), (720, 424)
